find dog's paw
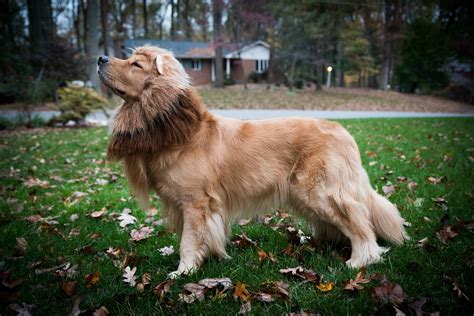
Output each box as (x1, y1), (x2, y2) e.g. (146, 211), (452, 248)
(168, 270), (181, 279)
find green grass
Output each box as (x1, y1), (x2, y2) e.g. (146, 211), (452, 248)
(0, 118), (473, 315)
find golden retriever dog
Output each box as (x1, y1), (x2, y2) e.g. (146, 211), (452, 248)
(97, 45), (407, 278)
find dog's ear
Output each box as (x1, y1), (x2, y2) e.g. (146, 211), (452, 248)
(155, 55), (163, 75)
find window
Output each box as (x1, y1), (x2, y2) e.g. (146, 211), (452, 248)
(255, 60), (268, 73)
(191, 59), (202, 71)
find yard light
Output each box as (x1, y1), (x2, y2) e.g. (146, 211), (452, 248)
(326, 66), (333, 87)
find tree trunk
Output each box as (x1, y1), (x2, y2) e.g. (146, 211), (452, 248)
(27, 0), (54, 61)
(183, 0), (192, 39)
(170, 0), (176, 39)
(131, 0), (136, 38)
(143, 0), (148, 38)
(379, 0), (390, 90)
(86, 0), (100, 89)
(100, 0), (109, 56)
(212, 0), (224, 88)
(336, 38), (344, 87)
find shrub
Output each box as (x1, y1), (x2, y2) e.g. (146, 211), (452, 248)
(50, 87), (110, 125)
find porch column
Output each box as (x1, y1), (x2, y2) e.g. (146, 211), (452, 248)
(226, 58), (231, 79)
(211, 60), (215, 82)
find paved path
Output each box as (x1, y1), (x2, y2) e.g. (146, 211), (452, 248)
(1, 109), (473, 126)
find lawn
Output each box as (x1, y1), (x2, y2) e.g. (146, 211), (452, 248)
(0, 118), (473, 315)
(198, 85), (474, 113)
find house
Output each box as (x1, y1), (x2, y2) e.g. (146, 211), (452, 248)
(121, 39), (270, 85)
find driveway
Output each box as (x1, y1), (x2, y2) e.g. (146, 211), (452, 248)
(1, 109), (473, 126)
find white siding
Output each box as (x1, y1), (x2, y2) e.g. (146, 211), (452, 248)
(240, 45), (270, 60)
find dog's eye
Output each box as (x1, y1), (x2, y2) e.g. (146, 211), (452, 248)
(132, 61), (142, 69)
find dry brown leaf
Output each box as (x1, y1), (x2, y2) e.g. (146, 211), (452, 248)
(239, 301), (252, 314)
(371, 276), (405, 306)
(198, 278), (233, 291)
(279, 266), (320, 283)
(90, 209), (106, 218)
(232, 233), (258, 248)
(435, 224), (458, 244)
(93, 306), (109, 316)
(344, 270), (372, 291)
(84, 271), (100, 288)
(252, 292), (274, 302)
(59, 280), (76, 297)
(315, 282), (334, 292)
(25, 214), (43, 223)
(154, 279), (175, 299)
(233, 282), (250, 302)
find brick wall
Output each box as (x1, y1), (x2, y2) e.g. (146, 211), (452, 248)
(183, 59), (212, 85)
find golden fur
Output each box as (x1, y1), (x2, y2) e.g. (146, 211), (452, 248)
(98, 45), (408, 277)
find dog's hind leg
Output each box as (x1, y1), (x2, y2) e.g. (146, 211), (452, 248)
(169, 207), (228, 279)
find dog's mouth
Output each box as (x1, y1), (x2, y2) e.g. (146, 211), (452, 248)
(98, 70), (127, 97)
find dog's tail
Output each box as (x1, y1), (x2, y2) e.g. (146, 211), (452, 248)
(367, 188), (407, 245)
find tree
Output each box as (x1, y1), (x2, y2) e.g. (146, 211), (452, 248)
(100, 0), (109, 56)
(143, 0), (148, 38)
(394, 17), (450, 93)
(213, 0), (224, 88)
(85, 0), (100, 89)
(27, 0), (54, 62)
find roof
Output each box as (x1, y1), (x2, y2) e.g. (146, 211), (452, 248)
(123, 39), (269, 59)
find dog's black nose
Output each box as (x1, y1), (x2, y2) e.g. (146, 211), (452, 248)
(98, 55), (109, 66)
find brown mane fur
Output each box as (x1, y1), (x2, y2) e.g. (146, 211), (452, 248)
(107, 87), (204, 160)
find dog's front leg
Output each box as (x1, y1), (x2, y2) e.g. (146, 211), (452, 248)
(168, 207), (209, 279)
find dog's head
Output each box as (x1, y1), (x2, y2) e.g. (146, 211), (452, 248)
(97, 45), (190, 103)
(102, 46), (204, 159)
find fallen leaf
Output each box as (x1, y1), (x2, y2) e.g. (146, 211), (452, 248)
(232, 233), (258, 248)
(130, 226), (154, 241)
(279, 266), (320, 283)
(382, 184), (395, 197)
(158, 245), (174, 256)
(90, 209), (107, 218)
(238, 218), (251, 226)
(95, 179), (108, 186)
(427, 176), (445, 185)
(260, 281), (289, 299)
(233, 282), (250, 301)
(408, 181), (418, 190)
(316, 281), (334, 292)
(122, 266), (137, 287)
(70, 214), (79, 222)
(418, 237), (429, 248)
(435, 224), (458, 244)
(85, 271), (100, 288)
(408, 297), (427, 316)
(183, 283), (206, 301)
(253, 292), (274, 302)
(25, 214), (43, 223)
(65, 191), (87, 206)
(154, 279), (175, 299)
(371, 276), (405, 306)
(198, 278), (233, 292)
(9, 302), (35, 316)
(71, 296), (81, 316)
(117, 208), (136, 227)
(59, 280), (76, 297)
(239, 301), (252, 314)
(15, 237), (27, 254)
(344, 270), (371, 291)
(93, 306), (109, 316)
(23, 177), (50, 188)
(2, 276), (26, 289)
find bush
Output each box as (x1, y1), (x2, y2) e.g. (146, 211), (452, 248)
(50, 86), (110, 125)
(292, 78), (305, 89)
(0, 114), (47, 130)
(247, 71), (268, 83)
